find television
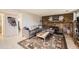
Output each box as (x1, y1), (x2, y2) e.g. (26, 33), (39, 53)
(53, 15), (59, 21)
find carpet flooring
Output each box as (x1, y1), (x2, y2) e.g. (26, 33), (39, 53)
(18, 34), (67, 49)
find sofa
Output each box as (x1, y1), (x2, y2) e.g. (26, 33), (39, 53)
(22, 25), (42, 39)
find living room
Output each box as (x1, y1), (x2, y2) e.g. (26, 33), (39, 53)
(0, 9), (79, 49)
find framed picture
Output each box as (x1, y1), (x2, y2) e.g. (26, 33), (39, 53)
(7, 16), (17, 27)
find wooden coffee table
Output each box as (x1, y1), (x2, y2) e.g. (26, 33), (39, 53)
(36, 31), (49, 42)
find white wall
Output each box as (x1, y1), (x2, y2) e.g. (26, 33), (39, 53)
(1, 11), (41, 39)
(5, 13), (18, 38)
(22, 13), (42, 30)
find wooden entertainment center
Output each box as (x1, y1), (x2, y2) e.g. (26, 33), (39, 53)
(42, 13), (73, 37)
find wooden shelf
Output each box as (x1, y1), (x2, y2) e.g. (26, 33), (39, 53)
(42, 13), (73, 37)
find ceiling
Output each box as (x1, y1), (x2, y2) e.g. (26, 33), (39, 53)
(17, 9), (77, 16)
(0, 9), (77, 16)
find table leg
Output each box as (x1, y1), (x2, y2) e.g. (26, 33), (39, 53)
(43, 38), (46, 48)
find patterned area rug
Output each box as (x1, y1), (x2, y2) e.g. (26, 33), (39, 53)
(18, 35), (67, 49)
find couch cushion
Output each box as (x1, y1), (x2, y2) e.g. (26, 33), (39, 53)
(29, 26), (38, 30)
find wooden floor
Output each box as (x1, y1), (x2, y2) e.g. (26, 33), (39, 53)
(65, 35), (78, 49)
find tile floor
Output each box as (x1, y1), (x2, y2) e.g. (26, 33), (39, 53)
(0, 34), (78, 49)
(0, 35), (24, 49)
